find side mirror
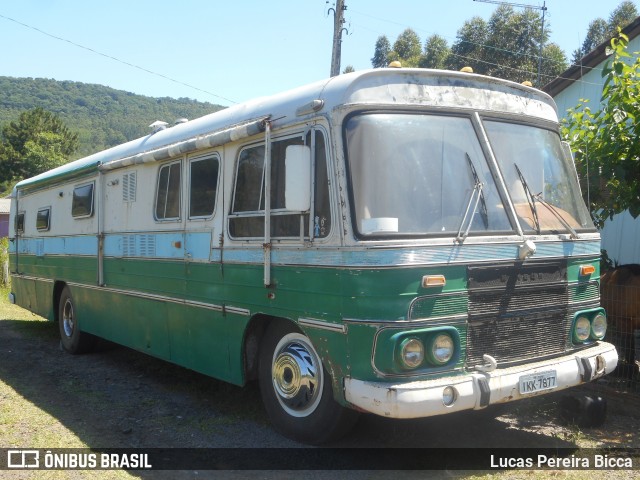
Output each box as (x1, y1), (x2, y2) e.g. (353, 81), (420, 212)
(285, 145), (311, 212)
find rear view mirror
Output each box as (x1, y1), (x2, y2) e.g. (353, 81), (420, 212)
(285, 145), (311, 212)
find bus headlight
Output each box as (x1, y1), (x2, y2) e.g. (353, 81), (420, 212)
(591, 313), (607, 340)
(400, 338), (424, 369)
(573, 316), (591, 343)
(430, 333), (454, 365)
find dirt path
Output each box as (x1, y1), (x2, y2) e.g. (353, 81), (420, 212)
(1, 308), (640, 478)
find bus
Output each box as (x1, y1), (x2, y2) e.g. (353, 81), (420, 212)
(8, 68), (618, 445)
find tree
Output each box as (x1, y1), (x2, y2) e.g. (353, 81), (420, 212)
(447, 6), (566, 85)
(449, 17), (489, 72)
(561, 33), (640, 227)
(391, 28), (422, 67)
(572, 19), (608, 64)
(572, 1), (637, 62)
(0, 107), (78, 191)
(420, 35), (451, 69)
(371, 35), (391, 68)
(343, 65), (355, 74)
(608, 0), (638, 31)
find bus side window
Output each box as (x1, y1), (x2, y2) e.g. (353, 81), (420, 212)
(189, 156), (220, 219)
(155, 161), (182, 221)
(229, 129), (331, 239)
(72, 183), (95, 218)
(36, 207), (51, 231)
(15, 212), (25, 234)
(309, 129), (331, 239)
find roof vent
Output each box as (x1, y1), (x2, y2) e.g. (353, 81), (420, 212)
(174, 118), (189, 126)
(149, 120), (168, 133)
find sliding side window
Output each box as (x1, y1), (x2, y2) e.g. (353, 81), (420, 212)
(229, 129), (331, 239)
(15, 212), (25, 233)
(36, 207), (51, 231)
(72, 182), (95, 218)
(189, 155), (220, 219)
(155, 161), (182, 221)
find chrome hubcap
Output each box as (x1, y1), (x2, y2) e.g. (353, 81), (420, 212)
(62, 299), (74, 338)
(272, 334), (323, 417)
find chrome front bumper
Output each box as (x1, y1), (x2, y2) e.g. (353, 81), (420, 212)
(344, 342), (618, 419)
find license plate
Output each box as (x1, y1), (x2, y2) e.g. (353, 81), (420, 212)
(519, 370), (557, 394)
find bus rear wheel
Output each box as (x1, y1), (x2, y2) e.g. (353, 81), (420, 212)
(258, 320), (358, 445)
(58, 286), (96, 354)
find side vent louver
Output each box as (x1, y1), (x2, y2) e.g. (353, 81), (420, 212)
(123, 172), (137, 202)
(122, 234), (156, 257)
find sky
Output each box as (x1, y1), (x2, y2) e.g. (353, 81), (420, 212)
(0, 1), (634, 107)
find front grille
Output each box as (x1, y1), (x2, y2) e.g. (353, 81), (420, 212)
(466, 261), (569, 367)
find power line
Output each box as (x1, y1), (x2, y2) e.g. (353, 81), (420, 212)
(0, 13), (238, 105)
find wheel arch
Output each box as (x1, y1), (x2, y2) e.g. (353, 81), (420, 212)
(52, 280), (67, 324)
(242, 314), (347, 402)
(243, 314), (298, 382)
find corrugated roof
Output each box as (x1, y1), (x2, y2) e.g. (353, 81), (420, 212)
(0, 198), (10, 214)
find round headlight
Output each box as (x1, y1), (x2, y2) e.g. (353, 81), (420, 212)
(400, 338), (424, 369)
(574, 316), (591, 342)
(431, 333), (454, 365)
(591, 313), (607, 340)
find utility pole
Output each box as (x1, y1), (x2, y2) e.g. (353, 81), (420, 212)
(473, 0), (547, 86)
(329, 0), (347, 77)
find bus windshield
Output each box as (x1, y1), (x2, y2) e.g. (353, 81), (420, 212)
(345, 113), (512, 237)
(345, 113), (595, 238)
(483, 121), (595, 234)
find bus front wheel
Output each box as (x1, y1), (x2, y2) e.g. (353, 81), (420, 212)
(258, 320), (358, 444)
(58, 286), (96, 354)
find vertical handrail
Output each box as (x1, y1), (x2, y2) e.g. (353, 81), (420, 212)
(263, 121), (272, 287)
(97, 168), (105, 286)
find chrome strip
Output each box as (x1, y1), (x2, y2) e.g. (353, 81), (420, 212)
(224, 306), (251, 317)
(67, 281), (225, 312)
(13, 275), (251, 318)
(299, 317), (347, 334)
(343, 314), (468, 326)
(12, 274), (54, 283)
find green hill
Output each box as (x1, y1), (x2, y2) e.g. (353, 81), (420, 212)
(0, 76), (226, 159)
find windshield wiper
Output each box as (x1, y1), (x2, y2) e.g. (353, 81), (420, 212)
(514, 164), (578, 239)
(514, 164), (541, 234)
(456, 153), (488, 243)
(533, 193), (578, 239)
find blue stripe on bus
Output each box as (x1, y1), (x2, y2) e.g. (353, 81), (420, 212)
(11, 234), (600, 266)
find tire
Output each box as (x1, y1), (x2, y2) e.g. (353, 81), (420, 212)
(258, 320), (358, 445)
(58, 286), (96, 354)
(558, 395), (607, 428)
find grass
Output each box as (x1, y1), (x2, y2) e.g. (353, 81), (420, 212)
(0, 285), (135, 479)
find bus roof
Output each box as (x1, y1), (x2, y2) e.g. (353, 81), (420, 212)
(15, 68), (557, 192)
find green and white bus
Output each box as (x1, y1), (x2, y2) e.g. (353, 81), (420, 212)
(8, 68), (617, 444)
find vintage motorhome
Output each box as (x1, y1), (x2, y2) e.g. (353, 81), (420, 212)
(8, 68), (617, 444)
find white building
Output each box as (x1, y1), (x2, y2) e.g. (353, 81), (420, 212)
(544, 17), (640, 266)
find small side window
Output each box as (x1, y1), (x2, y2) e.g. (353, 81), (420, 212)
(36, 207), (51, 231)
(155, 161), (182, 220)
(189, 156), (220, 218)
(72, 183), (95, 218)
(15, 212), (25, 233)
